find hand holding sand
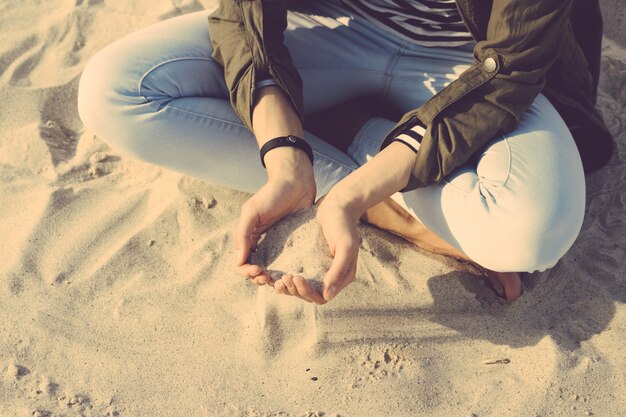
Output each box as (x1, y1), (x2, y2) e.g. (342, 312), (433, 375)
(272, 193), (361, 304)
(256, 141), (418, 304)
(234, 175), (316, 286)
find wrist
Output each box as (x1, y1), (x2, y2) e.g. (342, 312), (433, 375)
(260, 135), (314, 169)
(264, 147), (315, 183)
(325, 142), (416, 215)
(324, 182), (369, 220)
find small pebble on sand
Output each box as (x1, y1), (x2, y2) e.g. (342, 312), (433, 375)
(6, 361), (28, 379)
(201, 196), (216, 209)
(37, 376), (57, 395)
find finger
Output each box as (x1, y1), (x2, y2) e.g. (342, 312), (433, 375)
(281, 275), (297, 296)
(249, 232), (263, 252)
(323, 238), (358, 301)
(279, 275), (311, 303)
(234, 202), (257, 267)
(292, 275), (326, 305)
(274, 279), (288, 295)
(250, 274), (269, 286)
(235, 263), (264, 279)
(255, 271), (272, 285)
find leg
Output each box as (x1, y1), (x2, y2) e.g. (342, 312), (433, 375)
(347, 39), (584, 300)
(360, 197), (523, 300)
(349, 94), (586, 298)
(77, 2), (401, 200)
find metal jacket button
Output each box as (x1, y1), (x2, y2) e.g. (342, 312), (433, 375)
(483, 57), (497, 73)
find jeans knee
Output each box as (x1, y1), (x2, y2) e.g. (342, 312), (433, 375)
(78, 40), (164, 163)
(78, 45), (113, 120)
(78, 45), (129, 139)
(77, 55), (101, 133)
(496, 237), (563, 273)
(468, 208), (584, 273)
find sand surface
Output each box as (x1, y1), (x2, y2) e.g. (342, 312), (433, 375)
(1, 1), (625, 416)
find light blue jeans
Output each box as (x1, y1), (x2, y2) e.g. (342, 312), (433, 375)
(77, 0), (586, 273)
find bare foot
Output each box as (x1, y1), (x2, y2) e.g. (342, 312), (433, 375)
(483, 270), (523, 302)
(363, 198), (524, 301)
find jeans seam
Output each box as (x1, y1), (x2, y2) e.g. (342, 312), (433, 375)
(382, 40), (409, 106)
(495, 135), (513, 196)
(159, 101), (249, 129)
(157, 102), (359, 172)
(137, 56), (214, 99)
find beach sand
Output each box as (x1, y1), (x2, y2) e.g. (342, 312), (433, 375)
(1, 1), (625, 416)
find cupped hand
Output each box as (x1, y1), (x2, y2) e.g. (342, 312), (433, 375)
(234, 174), (316, 285)
(273, 191), (361, 304)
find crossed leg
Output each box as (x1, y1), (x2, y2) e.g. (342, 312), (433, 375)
(347, 97), (585, 302)
(77, 8), (585, 302)
(362, 198), (523, 300)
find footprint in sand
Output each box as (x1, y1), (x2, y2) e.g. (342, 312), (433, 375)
(3, 359), (119, 417)
(2, 1), (96, 87)
(39, 120), (79, 166)
(349, 346), (410, 389)
(225, 407), (340, 417)
(5, 361), (31, 380)
(0, 34), (38, 79)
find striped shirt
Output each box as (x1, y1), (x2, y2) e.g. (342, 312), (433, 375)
(255, 1), (475, 160)
(341, 0), (473, 48)
(339, 1), (474, 155)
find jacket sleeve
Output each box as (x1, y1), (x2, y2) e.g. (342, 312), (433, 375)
(207, 0), (304, 131)
(380, 0), (574, 191)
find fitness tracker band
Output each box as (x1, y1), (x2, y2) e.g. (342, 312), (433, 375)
(259, 135), (314, 168)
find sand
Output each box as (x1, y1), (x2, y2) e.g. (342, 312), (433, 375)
(1, 1), (625, 416)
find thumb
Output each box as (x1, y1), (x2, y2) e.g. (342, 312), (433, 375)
(323, 238), (358, 301)
(234, 203), (256, 266)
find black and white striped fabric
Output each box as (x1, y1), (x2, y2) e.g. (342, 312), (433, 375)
(393, 120), (426, 153)
(341, 0), (474, 48)
(257, 1), (473, 156)
(339, 1), (474, 155)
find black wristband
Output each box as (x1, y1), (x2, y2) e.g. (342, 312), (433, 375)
(259, 135), (314, 168)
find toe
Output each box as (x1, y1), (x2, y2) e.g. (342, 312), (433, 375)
(501, 272), (523, 301)
(484, 270), (523, 301)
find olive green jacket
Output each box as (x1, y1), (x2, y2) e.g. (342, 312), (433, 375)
(208, 0), (614, 191)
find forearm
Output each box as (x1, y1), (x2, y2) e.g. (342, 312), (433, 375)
(252, 86), (310, 180)
(252, 86), (303, 142)
(329, 142), (416, 216)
